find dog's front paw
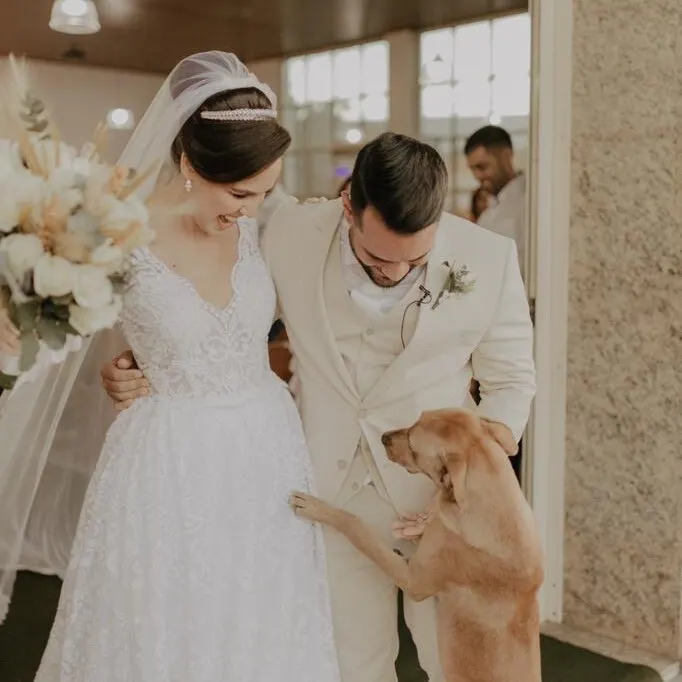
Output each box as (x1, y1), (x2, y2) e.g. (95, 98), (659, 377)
(289, 491), (338, 526)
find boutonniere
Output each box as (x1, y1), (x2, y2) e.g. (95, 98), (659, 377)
(432, 261), (477, 309)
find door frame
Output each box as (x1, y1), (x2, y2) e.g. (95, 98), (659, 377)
(524, 0), (573, 623)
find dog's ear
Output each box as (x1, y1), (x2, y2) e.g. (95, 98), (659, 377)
(439, 453), (467, 508)
(481, 418), (518, 456)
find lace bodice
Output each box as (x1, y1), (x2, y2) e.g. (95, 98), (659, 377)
(121, 219), (275, 398)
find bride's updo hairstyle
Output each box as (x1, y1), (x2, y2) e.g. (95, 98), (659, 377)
(168, 54), (291, 184)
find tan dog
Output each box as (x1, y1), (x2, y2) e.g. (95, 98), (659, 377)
(290, 408), (544, 682)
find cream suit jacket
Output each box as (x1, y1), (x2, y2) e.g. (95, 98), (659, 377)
(262, 199), (536, 512)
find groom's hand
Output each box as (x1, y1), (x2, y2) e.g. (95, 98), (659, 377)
(100, 350), (150, 411)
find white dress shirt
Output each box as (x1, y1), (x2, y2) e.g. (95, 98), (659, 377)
(478, 173), (527, 282)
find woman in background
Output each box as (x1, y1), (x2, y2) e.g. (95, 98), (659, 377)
(470, 186), (492, 223)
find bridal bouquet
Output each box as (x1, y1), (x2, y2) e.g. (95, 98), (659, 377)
(0, 57), (154, 390)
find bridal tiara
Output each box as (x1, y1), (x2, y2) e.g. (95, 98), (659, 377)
(200, 108), (277, 122)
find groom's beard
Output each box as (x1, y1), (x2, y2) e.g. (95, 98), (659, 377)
(360, 261), (413, 288)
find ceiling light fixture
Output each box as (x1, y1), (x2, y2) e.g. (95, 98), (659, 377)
(49, 0), (101, 35)
(107, 108), (134, 130)
(424, 54), (450, 84)
(345, 128), (363, 144)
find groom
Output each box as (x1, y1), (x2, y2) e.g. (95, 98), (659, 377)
(101, 132), (536, 681)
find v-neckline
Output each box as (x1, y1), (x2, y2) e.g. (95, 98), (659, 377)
(141, 222), (246, 315)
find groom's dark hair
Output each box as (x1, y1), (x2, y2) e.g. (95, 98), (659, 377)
(349, 132), (448, 234)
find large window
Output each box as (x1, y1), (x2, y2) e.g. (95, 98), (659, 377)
(282, 42), (390, 199)
(419, 13), (531, 214)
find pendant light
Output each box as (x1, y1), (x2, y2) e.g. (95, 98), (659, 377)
(49, 0), (101, 35)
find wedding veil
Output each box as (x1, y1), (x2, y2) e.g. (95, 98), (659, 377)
(0, 51), (277, 623)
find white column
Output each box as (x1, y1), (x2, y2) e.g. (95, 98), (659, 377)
(526, 0), (573, 623)
(387, 30), (420, 137)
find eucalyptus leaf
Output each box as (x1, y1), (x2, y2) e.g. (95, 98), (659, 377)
(14, 300), (40, 332)
(0, 372), (17, 391)
(42, 301), (71, 323)
(28, 120), (49, 133)
(37, 317), (67, 350)
(19, 332), (39, 372)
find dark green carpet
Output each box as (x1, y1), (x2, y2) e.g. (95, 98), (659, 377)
(0, 572), (663, 681)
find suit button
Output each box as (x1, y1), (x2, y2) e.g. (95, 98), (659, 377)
(337, 459), (348, 471)
(365, 328), (375, 336)
(352, 482), (360, 491)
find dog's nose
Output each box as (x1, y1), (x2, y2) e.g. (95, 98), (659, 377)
(381, 432), (392, 446)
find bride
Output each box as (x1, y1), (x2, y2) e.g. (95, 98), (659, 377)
(0, 51), (340, 681)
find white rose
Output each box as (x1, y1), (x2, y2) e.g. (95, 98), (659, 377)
(0, 140), (23, 181)
(100, 196), (149, 232)
(72, 264), (113, 308)
(69, 295), (122, 335)
(72, 156), (91, 178)
(0, 233), (44, 278)
(83, 163), (116, 215)
(30, 139), (77, 174)
(33, 254), (76, 298)
(0, 194), (22, 233)
(0, 171), (45, 233)
(46, 167), (78, 192)
(90, 239), (124, 274)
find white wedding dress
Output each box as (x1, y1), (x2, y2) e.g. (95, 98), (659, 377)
(34, 218), (340, 682)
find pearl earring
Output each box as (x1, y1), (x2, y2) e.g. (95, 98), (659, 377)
(184, 178), (192, 193)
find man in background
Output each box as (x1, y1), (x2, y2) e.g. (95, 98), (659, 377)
(465, 125), (529, 481)
(465, 125), (527, 284)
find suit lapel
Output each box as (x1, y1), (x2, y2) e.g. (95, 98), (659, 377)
(309, 201), (360, 403)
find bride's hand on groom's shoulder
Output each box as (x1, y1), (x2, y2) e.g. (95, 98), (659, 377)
(100, 350), (151, 411)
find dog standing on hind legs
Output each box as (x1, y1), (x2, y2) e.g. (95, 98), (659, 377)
(290, 408), (544, 682)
